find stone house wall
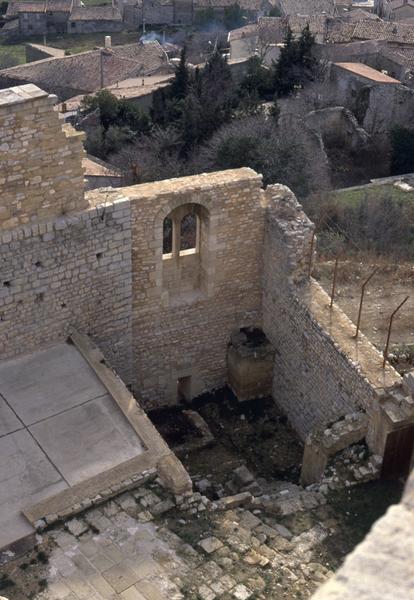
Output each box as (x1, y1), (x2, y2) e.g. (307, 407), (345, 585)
(18, 12), (47, 34)
(142, 0), (174, 25)
(68, 19), (124, 33)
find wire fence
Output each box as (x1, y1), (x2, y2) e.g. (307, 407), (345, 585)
(304, 212), (411, 369)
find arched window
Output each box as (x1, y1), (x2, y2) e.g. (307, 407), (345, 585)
(163, 216), (173, 255)
(161, 203), (211, 303)
(180, 213), (197, 253)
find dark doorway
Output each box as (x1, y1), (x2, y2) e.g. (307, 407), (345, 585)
(177, 376), (192, 404)
(381, 423), (414, 480)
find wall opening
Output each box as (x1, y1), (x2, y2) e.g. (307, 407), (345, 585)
(161, 203), (210, 303)
(177, 376), (192, 404)
(180, 212), (198, 255)
(163, 216), (173, 256)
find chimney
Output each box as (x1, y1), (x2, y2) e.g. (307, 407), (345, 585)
(105, 35), (112, 48)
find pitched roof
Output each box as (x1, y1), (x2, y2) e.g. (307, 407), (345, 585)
(346, 7), (381, 20)
(389, 0), (414, 10)
(279, 0), (336, 16)
(334, 61), (401, 82)
(257, 16), (288, 43)
(6, 1), (46, 16)
(325, 15), (414, 44)
(353, 19), (414, 43)
(326, 17), (356, 42)
(47, 0), (72, 11)
(196, 0), (263, 8)
(228, 23), (258, 41)
(0, 41), (170, 101)
(288, 13), (328, 34)
(69, 6), (122, 21)
(5, 0), (72, 16)
(379, 43), (414, 69)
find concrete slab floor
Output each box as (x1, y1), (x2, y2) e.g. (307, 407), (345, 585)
(0, 343), (108, 424)
(0, 429), (68, 549)
(29, 393), (145, 485)
(0, 341), (145, 550)
(0, 396), (23, 437)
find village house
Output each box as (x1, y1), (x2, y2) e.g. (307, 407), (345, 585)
(0, 40), (172, 100)
(376, 0), (414, 22)
(5, 0), (124, 35)
(68, 6), (123, 33)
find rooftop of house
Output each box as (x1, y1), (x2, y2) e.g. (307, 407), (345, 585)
(279, 0), (337, 16)
(196, 0), (264, 8)
(69, 5), (122, 21)
(288, 14), (328, 34)
(0, 41), (170, 100)
(379, 42), (414, 68)
(334, 60), (401, 81)
(389, 0), (414, 9)
(6, 0), (46, 16)
(325, 16), (414, 43)
(227, 23), (258, 41)
(6, 0), (73, 16)
(256, 15), (327, 44)
(345, 7), (381, 19)
(257, 16), (287, 43)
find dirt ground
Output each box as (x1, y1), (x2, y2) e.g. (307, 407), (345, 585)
(314, 259), (414, 368)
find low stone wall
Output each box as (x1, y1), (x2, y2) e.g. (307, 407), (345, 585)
(262, 184), (401, 442)
(25, 43), (65, 63)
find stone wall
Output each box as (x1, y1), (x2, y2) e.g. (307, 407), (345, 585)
(68, 19), (124, 33)
(262, 184), (401, 442)
(0, 197), (133, 383)
(0, 84), (86, 230)
(0, 83), (405, 440)
(328, 62), (414, 140)
(116, 170), (266, 409)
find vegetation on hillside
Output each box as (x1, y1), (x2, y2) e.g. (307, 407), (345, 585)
(82, 26), (321, 198)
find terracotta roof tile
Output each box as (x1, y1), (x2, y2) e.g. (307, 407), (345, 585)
(279, 0), (336, 16)
(69, 5), (122, 21)
(0, 41), (169, 100)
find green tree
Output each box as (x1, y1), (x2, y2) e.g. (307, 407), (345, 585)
(223, 2), (245, 29)
(171, 46), (190, 100)
(273, 25), (316, 97)
(240, 55), (275, 101)
(268, 5), (281, 16)
(82, 89), (119, 130)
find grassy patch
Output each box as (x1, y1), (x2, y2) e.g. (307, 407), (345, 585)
(332, 183), (414, 209)
(0, 30), (141, 65)
(0, 42), (26, 65)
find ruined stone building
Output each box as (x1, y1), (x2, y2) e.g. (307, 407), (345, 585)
(1, 83), (414, 597)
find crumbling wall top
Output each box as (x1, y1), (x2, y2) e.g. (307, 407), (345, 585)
(0, 84), (86, 231)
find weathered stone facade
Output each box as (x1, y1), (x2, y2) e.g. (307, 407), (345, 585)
(112, 171), (266, 408)
(0, 85), (86, 230)
(0, 83), (411, 464)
